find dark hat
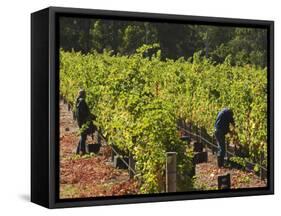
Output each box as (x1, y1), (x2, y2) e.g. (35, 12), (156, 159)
(78, 89), (86, 98)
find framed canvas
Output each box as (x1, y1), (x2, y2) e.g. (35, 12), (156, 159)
(31, 6), (274, 208)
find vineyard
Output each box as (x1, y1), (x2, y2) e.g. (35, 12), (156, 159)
(60, 44), (267, 194)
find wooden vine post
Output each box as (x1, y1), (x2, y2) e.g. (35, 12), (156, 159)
(129, 152), (135, 179)
(166, 152), (177, 192)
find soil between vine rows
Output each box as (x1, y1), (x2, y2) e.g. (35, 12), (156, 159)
(59, 100), (266, 199)
(194, 151), (266, 190)
(59, 101), (139, 199)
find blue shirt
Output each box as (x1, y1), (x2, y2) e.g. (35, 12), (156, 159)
(214, 108), (235, 134)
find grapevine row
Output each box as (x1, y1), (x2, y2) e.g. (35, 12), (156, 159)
(60, 44), (267, 192)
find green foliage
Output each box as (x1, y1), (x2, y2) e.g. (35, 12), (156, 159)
(60, 18), (267, 67)
(60, 44), (267, 193)
(229, 156), (247, 168)
(209, 28), (267, 67)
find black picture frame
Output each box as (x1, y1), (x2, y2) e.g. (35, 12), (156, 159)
(31, 6), (274, 208)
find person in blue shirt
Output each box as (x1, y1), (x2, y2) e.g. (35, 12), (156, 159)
(214, 108), (235, 167)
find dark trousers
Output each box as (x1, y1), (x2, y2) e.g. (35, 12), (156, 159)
(76, 131), (87, 154)
(215, 129), (226, 158)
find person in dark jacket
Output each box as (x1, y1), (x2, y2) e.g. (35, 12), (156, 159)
(75, 89), (96, 155)
(214, 108), (235, 167)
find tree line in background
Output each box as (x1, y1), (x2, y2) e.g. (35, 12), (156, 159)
(60, 17), (267, 68)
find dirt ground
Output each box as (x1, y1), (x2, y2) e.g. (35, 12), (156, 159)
(194, 150), (267, 190)
(59, 100), (266, 198)
(59, 100), (139, 199)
